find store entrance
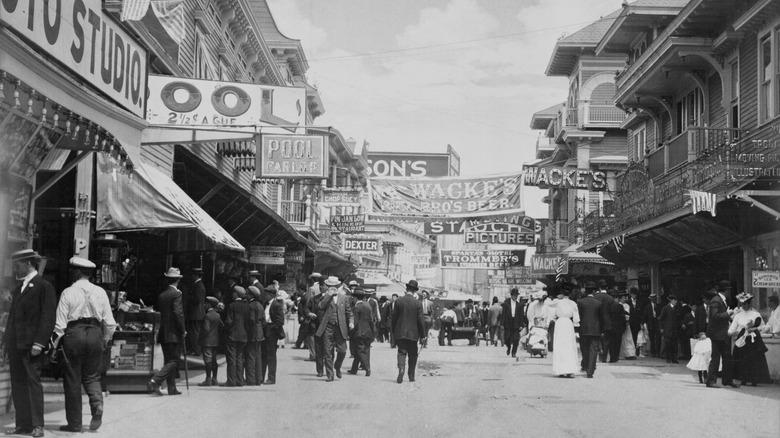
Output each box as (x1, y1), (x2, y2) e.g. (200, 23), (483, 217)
(659, 246), (743, 305)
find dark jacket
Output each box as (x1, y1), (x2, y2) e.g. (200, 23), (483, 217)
(380, 301), (393, 329)
(352, 300), (376, 341)
(225, 298), (250, 343)
(265, 298), (286, 340)
(706, 294), (730, 341)
(501, 298), (526, 331)
(316, 292), (353, 340)
(627, 298), (643, 332)
(609, 300), (627, 333)
(693, 304), (707, 334)
(593, 292), (614, 332)
(247, 299), (266, 342)
(186, 279), (207, 321)
(157, 285), (186, 344)
(643, 300), (660, 331)
(658, 303), (681, 338)
(391, 294), (425, 342)
(199, 308), (223, 348)
(4, 274), (57, 350)
(577, 295), (608, 336)
(681, 308), (696, 338)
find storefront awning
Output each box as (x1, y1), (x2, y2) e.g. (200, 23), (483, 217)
(96, 154), (244, 252)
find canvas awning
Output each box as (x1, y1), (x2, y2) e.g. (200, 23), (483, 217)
(96, 154), (244, 252)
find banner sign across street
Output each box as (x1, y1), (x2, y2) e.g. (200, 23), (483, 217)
(440, 250), (525, 270)
(423, 214), (537, 235)
(369, 173), (523, 219)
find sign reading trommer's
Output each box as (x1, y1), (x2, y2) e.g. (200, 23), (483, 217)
(258, 134), (328, 178)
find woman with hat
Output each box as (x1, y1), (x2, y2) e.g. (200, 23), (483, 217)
(728, 292), (771, 386)
(550, 283), (580, 377)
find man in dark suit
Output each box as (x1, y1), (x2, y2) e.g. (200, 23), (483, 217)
(347, 288), (375, 376)
(391, 280), (425, 384)
(577, 286), (609, 378)
(607, 294), (626, 362)
(185, 267), (207, 356)
(150, 268), (186, 396)
(658, 294), (681, 363)
(261, 286), (285, 385)
(593, 280), (615, 362)
(199, 297), (223, 386)
(643, 292), (661, 357)
(244, 286), (265, 386)
(298, 273), (321, 361)
(316, 277), (354, 382)
(706, 281), (738, 388)
(377, 297), (390, 343)
(627, 288), (643, 355)
(307, 282), (327, 376)
(3, 249), (56, 437)
(223, 286), (249, 387)
(488, 297), (502, 346)
(501, 288), (525, 358)
(388, 293), (399, 347)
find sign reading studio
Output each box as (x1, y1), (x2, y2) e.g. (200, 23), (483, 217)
(1, 0), (148, 117)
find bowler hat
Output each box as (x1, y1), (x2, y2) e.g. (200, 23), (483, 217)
(10, 249), (41, 262)
(510, 288), (519, 296)
(717, 280), (731, 289)
(164, 267), (183, 278)
(406, 280), (419, 291)
(666, 294), (678, 301)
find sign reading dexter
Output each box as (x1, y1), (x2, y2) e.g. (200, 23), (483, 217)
(146, 75), (305, 131)
(522, 165), (607, 191)
(369, 173), (523, 219)
(257, 134), (327, 178)
(440, 250), (524, 270)
(0, 0), (148, 117)
(342, 236), (382, 256)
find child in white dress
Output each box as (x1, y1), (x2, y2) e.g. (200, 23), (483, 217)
(686, 332), (711, 383)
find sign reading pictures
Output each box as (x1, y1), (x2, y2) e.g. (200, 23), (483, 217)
(530, 254), (568, 275)
(424, 214), (537, 235)
(321, 188), (362, 205)
(752, 270), (780, 288)
(331, 214), (365, 233)
(249, 246), (286, 265)
(369, 173), (523, 219)
(146, 75), (305, 131)
(0, 0), (148, 117)
(342, 235), (382, 256)
(464, 222), (534, 245)
(366, 152), (452, 177)
(257, 134), (327, 178)
(522, 165), (607, 191)
(440, 250), (524, 270)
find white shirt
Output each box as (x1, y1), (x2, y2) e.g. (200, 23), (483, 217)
(763, 306), (780, 336)
(510, 299), (517, 317)
(54, 279), (117, 342)
(441, 309), (458, 324)
(20, 270), (38, 294)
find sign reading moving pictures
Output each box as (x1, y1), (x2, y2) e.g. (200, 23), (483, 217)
(530, 254), (569, 275)
(440, 250), (525, 270)
(0, 0), (148, 118)
(249, 246), (286, 265)
(366, 152), (452, 177)
(331, 214), (366, 233)
(321, 188), (362, 205)
(146, 75), (305, 130)
(464, 222), (534, 245)
(258, 134), (327, 178)
(342, 235), (382, 256)
(369, 173), (523, 218)
(522, 165), (607, 191)
(424, 214), (537, 235)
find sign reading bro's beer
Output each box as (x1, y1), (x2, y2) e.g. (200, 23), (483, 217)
(1, 0), (148, 117)
(342, 235), (382, 256)
(146, 75), (305, 130)
(258, 134), (327, 178)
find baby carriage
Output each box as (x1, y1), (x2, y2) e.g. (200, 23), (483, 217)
(526, 317), (548, 358)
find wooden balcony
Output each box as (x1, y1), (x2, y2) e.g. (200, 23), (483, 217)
(645, 127), (742, 180)
(279, 198), (320, 237)
(581, 101), (627, 127)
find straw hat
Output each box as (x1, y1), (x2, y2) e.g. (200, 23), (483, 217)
(164, 267), (183, 278)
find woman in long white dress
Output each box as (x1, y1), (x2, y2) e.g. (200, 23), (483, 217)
(619, 294), (636, 359)
(552, 287), (580, 377)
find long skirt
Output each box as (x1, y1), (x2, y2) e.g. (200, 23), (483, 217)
(621, 325), (636, 359)
(552, 318), (578, 376)
(733, 333), (771, 384)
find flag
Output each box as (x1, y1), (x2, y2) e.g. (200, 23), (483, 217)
(151, 0), (187, 45)
(120, 0), (151, 21)
(595, 243), (604, 255)
(611, 234), (625, 253)
(689, 189), (717, 217)
(555, 257), (566, 282)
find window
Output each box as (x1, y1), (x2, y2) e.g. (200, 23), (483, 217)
(729, 59), (739, 128)
(759, 34), (772, 122)
(194, 31), (212, 80)
(675, 88), (703, 134)
(633, 125), (646, 161)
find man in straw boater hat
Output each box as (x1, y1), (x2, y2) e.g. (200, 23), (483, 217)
(391, 280), (425, 384)
(54, 256), (117, 433)
(316, 276), (353, 382)
(149, 267), (186, 396)
(2, 249), (56, 437)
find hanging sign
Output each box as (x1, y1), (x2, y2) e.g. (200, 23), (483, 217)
(440, 250), (524, 270)
(342, 235), (382, 256)
(257, 134), (327, 178)
(331, 214), (365, 234)
(752, 270), (780, 288)
(424, 214), (537, 235)
(522, 165), (607, 191)
(490, 266), (536, 285)
(369, 173), (523, 219)
(530, 254), (569, 275)
(0, 0), (148, 117)
(321, 188), (362, 205)
(284, 249), (306, 264)
(146, 75), (305, 131)
(366, 152), (452, 177)
(249, 246), (285, 265)
(464, 222), (534, 245)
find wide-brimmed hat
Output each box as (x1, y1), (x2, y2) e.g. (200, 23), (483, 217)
(69, 256), (96, 269)
(324, 276), (341, 287)
(348, 280), (359, 287)
(248, 270), (261, 277)
(164, 267), (183, 278)
(309, 272), (322, 279)
(10, 249), (42, 262)
(736, 292), (753, 303)
(406, 280), (419, 291)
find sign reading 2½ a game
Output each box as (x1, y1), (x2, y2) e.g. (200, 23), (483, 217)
(0, 0), (148, 117)
(146, 75), (305, 131)
(258, 134), (328, 178)
(369, 173), (523, 219)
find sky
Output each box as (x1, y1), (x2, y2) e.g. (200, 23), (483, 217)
(265, 0), (624, 220)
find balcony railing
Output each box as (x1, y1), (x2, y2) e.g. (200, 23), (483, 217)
(280, 198), (320, 235)
(644, 127), (743, 180)
(582, 101), (627, 126)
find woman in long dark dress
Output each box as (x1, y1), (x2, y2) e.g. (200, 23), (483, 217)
(728, 292), (771, 386)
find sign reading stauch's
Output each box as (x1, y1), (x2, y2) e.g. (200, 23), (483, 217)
(0, 0), (148, 117)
